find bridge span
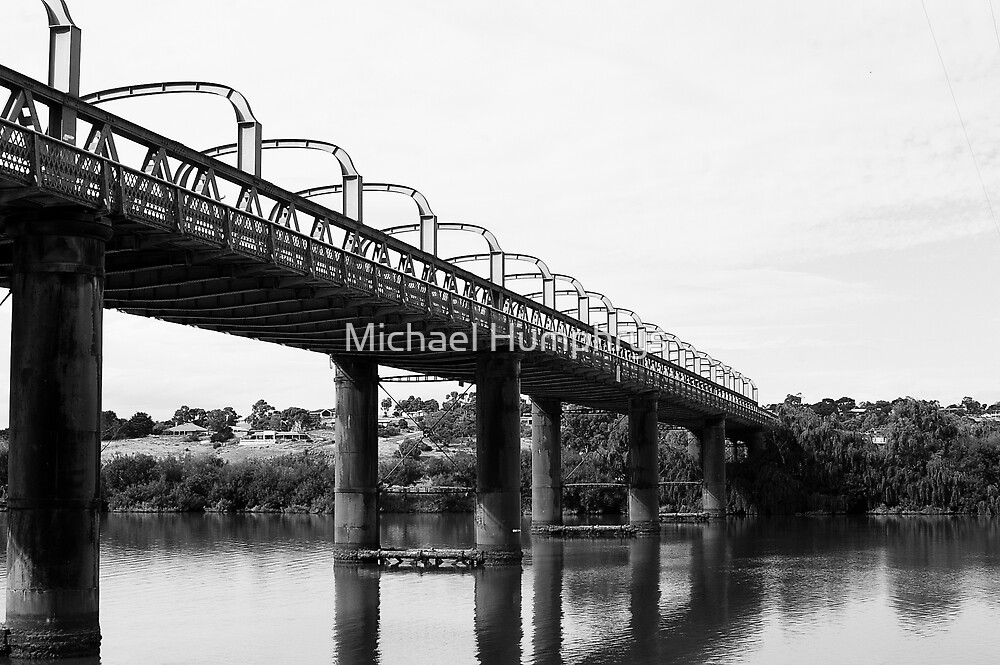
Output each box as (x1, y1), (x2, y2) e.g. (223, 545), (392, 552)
(0, 5), (771, 658)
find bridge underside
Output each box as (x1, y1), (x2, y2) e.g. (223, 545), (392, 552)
(0, 209), (750, 435)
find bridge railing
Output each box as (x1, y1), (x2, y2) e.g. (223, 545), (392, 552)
(0, 65), (769, 425)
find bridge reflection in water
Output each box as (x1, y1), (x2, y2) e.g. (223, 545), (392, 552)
(331, 522), (744, 665)
(330, 516), (1000, 665)
(0, 513), (993, 663)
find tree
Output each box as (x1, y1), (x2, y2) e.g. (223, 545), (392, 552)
(381, 397), (393, 417)
(248, 399), (275, 429)
(810, 398), (838, 417)
(205, 407), (240, 433)
(172, 405), (193, 425)
(125, 412), (156, 438)
(188, 408), (208, 427)
(280, 407), (316, 432)
(961, 396), (984, 415)
(101, 411), (126, 440)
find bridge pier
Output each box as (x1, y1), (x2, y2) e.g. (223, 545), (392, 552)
(1, 208), (111, 659)
(530, 398), (562, 528)
(475, 353), (522, 564)
(333, 357), (380, 557)
(628, 393), (659, 532)
(701, 416), (727, 516)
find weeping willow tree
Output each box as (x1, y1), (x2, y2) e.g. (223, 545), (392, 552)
(730, 398), (1000, 515)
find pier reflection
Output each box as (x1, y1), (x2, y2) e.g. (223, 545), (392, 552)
(333, 565), (380, 665)
(628, 536), (661, 663)
(531, 538), (564, 664)
(474, 565), (523, 665)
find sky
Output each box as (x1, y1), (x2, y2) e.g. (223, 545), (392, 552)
(2, 0), (1000, 425)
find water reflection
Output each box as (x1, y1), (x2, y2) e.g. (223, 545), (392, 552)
(0, 514), (998, 664)
(627, 536), (660, 662)
(333, 566), (380, 665)
(474, 566), (522, 665)
(531, 539), (563, 664)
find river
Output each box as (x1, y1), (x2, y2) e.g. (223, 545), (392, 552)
(0, 514), (997, 664)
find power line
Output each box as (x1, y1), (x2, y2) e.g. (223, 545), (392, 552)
(920, 0), (1000, 239)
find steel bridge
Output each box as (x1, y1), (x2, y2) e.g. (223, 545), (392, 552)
(0, 2), (772, 658)
(0, 60), (766, 428)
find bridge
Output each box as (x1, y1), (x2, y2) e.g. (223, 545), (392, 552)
(0, 1), (772, 658)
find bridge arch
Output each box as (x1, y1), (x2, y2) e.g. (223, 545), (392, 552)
(178, 139), (362, 221)
(502, 254), (555, 309)
(298, 182), (432, 246)
(81, 82), (264, 176)
(614, 307), (648, 351)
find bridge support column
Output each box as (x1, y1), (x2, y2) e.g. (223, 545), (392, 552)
(1, 208), (112, 659)
(333, 357), (380, 557)
(475, 353), (522, 563)
(530, 398), (562, 529)
(701, 416), (727, 516)
(747, 429), (767, 458)
(628, 393), (659, 532)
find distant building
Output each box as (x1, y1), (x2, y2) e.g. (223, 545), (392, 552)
(240, 430), (312, 445)
(309, 408), (335, 425)
(165, 423), (208, 437)
(867, 428), (889, 448)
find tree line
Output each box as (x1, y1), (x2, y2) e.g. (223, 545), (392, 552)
(731, 395), (1000, 514)
(99, 399), (323, 442)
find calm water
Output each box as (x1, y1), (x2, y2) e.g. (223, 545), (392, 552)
(0, 514), (998, 664)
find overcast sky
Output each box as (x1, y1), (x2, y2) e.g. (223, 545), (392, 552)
(2, 0), (1000, 424)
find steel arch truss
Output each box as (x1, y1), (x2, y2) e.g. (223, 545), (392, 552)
(81, 81), (263, 176)
(0, 56), (766, 412)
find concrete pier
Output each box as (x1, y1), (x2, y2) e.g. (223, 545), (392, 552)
(333, 357), (380, 556)
(2, 208), (112, 659)
(627, 393), (659, 532)
(475, 353), (522, 563)
(701, 416), (727, 516)
(530, 398), (562, 528)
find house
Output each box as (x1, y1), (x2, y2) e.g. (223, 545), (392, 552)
(309, 408), (336, 425)
(165, 423), (208, 437)
(240, 430), (312, 445)
(867, 428), (889, 448)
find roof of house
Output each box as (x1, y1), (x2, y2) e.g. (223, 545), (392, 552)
(167, 423), (208, 433)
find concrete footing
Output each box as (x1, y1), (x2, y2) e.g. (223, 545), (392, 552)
(1, 208), (111, 659)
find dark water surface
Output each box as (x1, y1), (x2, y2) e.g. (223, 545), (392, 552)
(1, 514), (998, 664)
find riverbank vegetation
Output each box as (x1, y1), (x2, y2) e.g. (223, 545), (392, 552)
(731, 396), (1000, 515)
(1, 394), (998, 515)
